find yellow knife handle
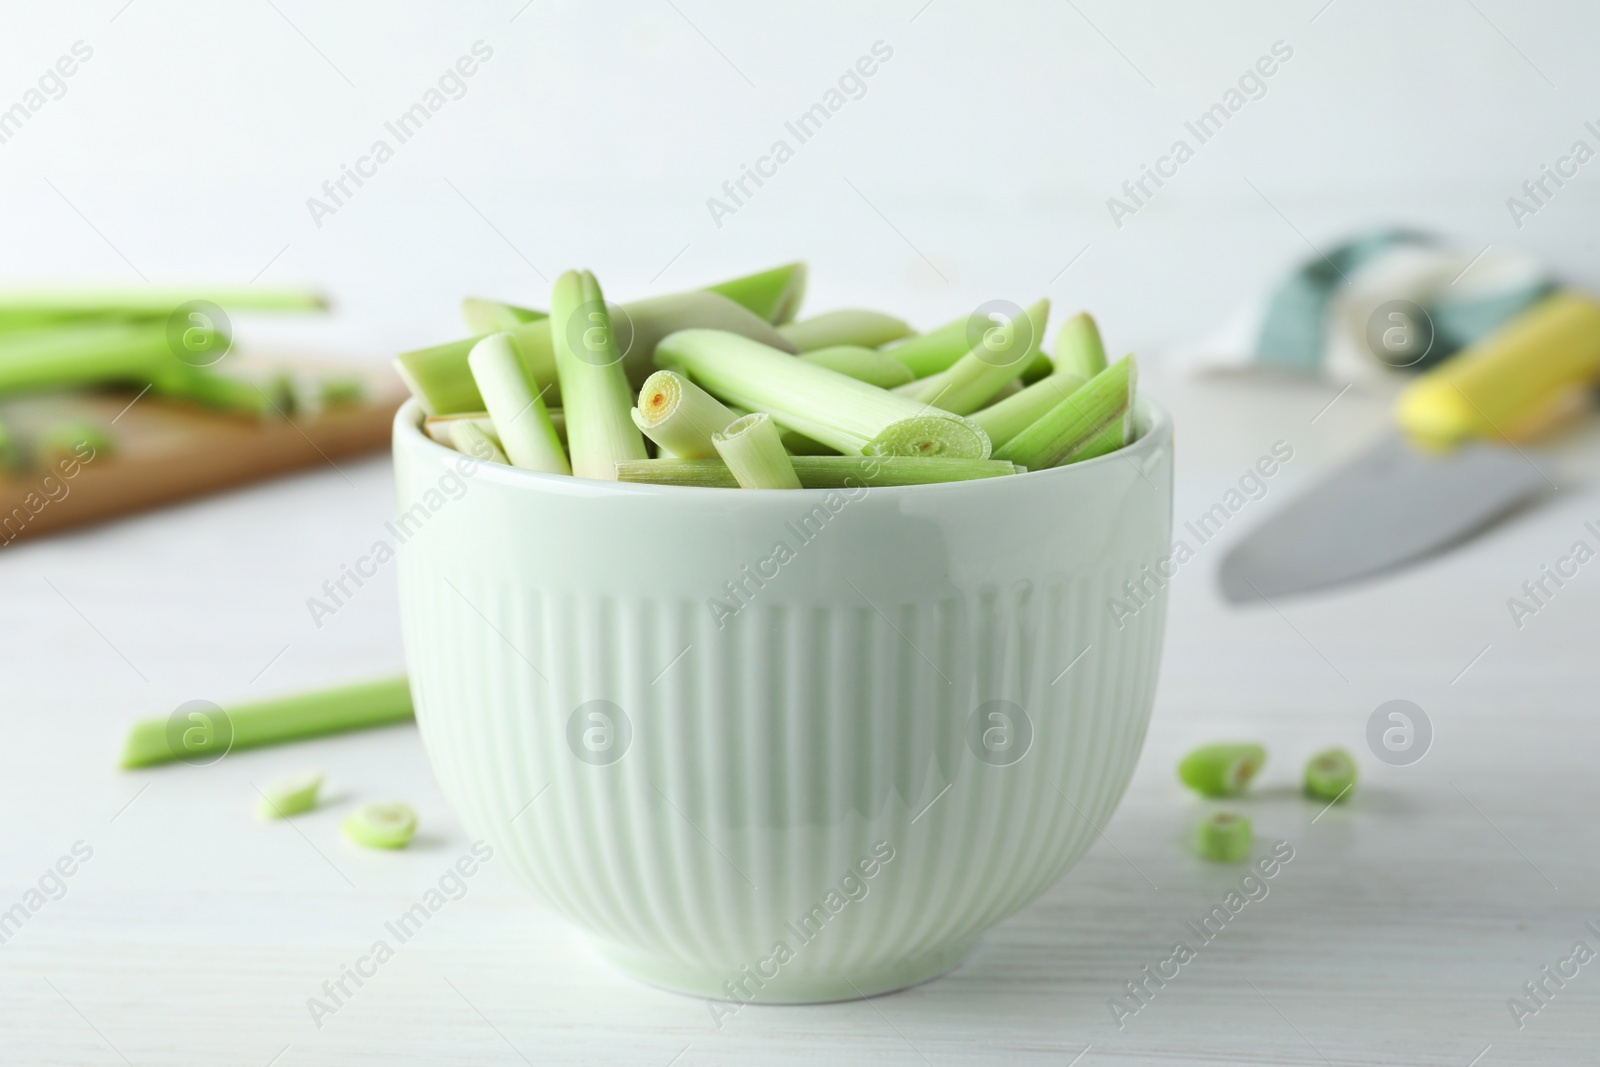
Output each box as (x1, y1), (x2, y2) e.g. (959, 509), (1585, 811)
(1396, 290), (1600, 446)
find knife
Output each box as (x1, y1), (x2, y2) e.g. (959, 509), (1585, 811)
(1219, 291), (1600, 602)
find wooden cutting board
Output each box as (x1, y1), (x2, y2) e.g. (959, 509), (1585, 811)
(0, 367), (407, 545)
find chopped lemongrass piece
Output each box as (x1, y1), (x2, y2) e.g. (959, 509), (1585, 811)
(1194, 811), (1252, 863)
(424, 412), (494, 447)
(1054, 311), (1109, 379)
(396, 290), (796, 415)
(449, 419), (508, 464)
(342, 801), (417, 849)
(705, 261), (808, 324)
(712, 413), (801, 489)
(1178, 743), (1267, 798)
(994, 354), (1136, 469)
(881, 316), (972, 378)
(462, 297), (545, 333)
(799, 345), (915, 388)
(631, 369), (737, 458)
(778, 309), (913, 351)
(549, 270), (647, 479)
(656, 329), (991, 459)
(1304, 748), (1358, 802)
(119, 676), (414, 769)
(616, 455), (1018, 488)
(36, 419), (113, 465)
(0, 286), (325, 317)
(970, 373), (1088, 449)
(255, 769), (324, 820)
(903, 299), (1049, 415)
(468, 332), (570, 474)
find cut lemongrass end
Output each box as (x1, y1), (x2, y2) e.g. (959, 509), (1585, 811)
(1194, 811), (1252, 863)
(616, 455), (1019, 488)
(549, 270), (647, 480)
(462, 297), (546, 333)
(799, 345), (915, 389)
(881, 316), (974, 378)
(1178, 743), (1267, 798)
(994, 354), (1136, 470)
(904, 298), (1049, 415)
(1054, 311), (1109, 379)
(705, 261), (808, 324)
(36, 419), (113, 465)
(711, 412), (801, 489)
(255, 769), (324, 820)
(1304, 748), (1358, 802)
(342, 801), (418, 849)
(449, 419), (508, 464)
(778, 309), (913, 351)
(969, 372), (1087, 449)
(468, 332), (570, 474)
(119, 677), (414, 769)
(656, 329), (991, 459)
(632, 369), (738, 459)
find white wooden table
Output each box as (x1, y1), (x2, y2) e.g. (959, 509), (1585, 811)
(2, 371), (1595, 1066)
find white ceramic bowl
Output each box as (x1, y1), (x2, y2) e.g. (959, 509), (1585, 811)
(394, 398), (1173, 1002)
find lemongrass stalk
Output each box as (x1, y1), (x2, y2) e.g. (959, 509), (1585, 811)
(1054, 311), (1108, 378)
(705, 261), (808, 324)
(616, 455), (1019, 488)
(902, 299), (1049, 415)
(468, 332), (570, 474)
(119, 677), (414, 769)
(711, 413), (801, 489)
(0, 286), (326, 316)
(549, 270), (647, 479)
(969, 372), (1087, 449)
(37, 419), (113, 466)
(778, 309), (913, 352)
(883, 316), (975, 378)
(632, 369), (737, 458)
(1179, 743), (1267, 797)
(0, 321), (189, 394)
(462, 297), (546, 333)
(994, 355), (1136, 469)
(396, 290), (796, 415)
(799, 345), (914, 388)
(449, 420), (508, 464)
(159, 365), (291, 418)
(657, 329), (991, 459)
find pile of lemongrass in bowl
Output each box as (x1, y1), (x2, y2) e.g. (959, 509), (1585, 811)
(390, 262), (1173, 1002)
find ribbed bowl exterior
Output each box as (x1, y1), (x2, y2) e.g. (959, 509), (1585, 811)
(394, 399), (1173, 1002)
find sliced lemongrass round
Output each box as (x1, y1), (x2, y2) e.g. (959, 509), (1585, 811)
(1054, 311), (1108, 379)
(799, 346), (915, 388)
(448, 420), (508, 464)
(343, 801), (418, 849)
(467, 332), (570, 474)
(462, 297), (545, 333)
(1304, 748), (1358, 802)
(256, 769), (324, 820)
(994, 354), (1136, 470)
(616, 456), (1018, 488)
(632, 369), (738, 459)
(711, 412), (801, 489)
(903, 298), (1050, 415)
(1178, 742), (1267, 798)
(549, 270), (648, 479)
(777, 309), (913, 351)
(969, 373), (1087, 449)
(1194, 811), (1252, 862)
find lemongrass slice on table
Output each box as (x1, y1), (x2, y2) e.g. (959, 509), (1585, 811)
(705, 261), (808, 324)
(462, 297), (546, 333)
(901, 299), (1049, 415)
(616, 455), (1019, 488)
(656, 329), (990, 459)
(468, 332), (570, 474)
(1304, 748), (1358, 802)
(549, 270), (647, 479)
(993, 354), (1136, 469)
(1194, 811), (1252, 862)
(711, 413), (801, 489)
(969, 372), (1087, 449)
(1054, 311), (1109, 379)
(1178, 742), (1267, 798)
(631, 369), (737, 459)
(343, 801), (417, 849)
(798, 345), (915, 388)
(255, 769), (324, 820)
(778, 309), (913, 351)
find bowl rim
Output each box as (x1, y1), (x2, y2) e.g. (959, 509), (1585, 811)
(394, 394), (1171, 499)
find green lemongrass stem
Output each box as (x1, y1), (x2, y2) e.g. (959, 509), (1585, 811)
(120, 677), (414, 769)
(994, 354), (1136, 469)
(396, 290), (797, 415)
(657, 330), (991, 459)
(1178, 742), (1267, 798)
(0, 321), (195, 395)
(881, 317), (971, 377)
(158, 365), (291, 418)
(343, 801), (418, 849)
(449, 420), (509, 464)
(902, 298), (1050, 415)
(631, 369), (737, 459)
(1304, 748), (1358, 802)
(37, 420), (113, 466)
(0, 286), (326, 317)
(778, 309), (913, 352)
(462, 297), (546, 333)
(969, 372), (1087, 449)
(704, 261), (808, 324)
(1194, 812), (1252, 863)
(255, 769), (324, 820)
(799, 345), (915, 388)
(617, 455), (1019, 488)
(468, 332), (570, 474)
(711, 413), (801, 489)
(549, 270), (647, 479)
(1054, 311), (1108, 379)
